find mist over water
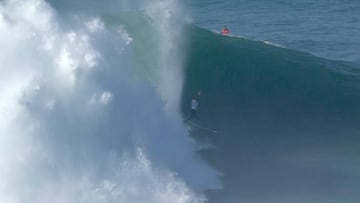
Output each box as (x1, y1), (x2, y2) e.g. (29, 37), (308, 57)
(0, 0), (220, 202)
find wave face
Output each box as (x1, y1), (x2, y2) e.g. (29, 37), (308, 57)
(0, 0), (220, 202)
(181, 26), (360, 202)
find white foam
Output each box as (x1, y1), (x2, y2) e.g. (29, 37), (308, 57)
(0, 0), (220, 202)
(264, 40), (285, 48)
(144, 0), (186, 119)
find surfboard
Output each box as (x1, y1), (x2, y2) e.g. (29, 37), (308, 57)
(187, 121), (222, 134)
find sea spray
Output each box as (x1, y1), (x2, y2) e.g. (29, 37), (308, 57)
(0, 0), (220, 202)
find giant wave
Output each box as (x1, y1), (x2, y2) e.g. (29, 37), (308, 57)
(2, 0), (360, 202)
(0, 0), (220, 202)
(181, 26), (360, 203)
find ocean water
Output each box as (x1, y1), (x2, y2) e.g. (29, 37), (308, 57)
(182, 1), (360, 202)
(181, 26), (360, 203)
(1, 0), (360, 203)
(186, 0), (360, 62)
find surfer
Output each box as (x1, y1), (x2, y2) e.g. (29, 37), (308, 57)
(221, 26), (229, 35)
(184, 92), (201, 122)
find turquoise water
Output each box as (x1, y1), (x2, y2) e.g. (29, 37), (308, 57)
(181, 26), (360, 202)
(186, 0), (360, 62)
(182, 1), (360, 201)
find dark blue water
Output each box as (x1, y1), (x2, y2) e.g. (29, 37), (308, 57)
(186, 0), (360, 62)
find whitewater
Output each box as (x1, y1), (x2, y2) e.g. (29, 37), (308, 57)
(0, 0), (220, 202)
(2, 0), (360, 203)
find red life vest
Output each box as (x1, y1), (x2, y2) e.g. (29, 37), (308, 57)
(222, 29), (229, 35)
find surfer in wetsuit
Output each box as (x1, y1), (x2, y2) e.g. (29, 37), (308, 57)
(184, 92), (201, 122)
(221, 26), (229, 35)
